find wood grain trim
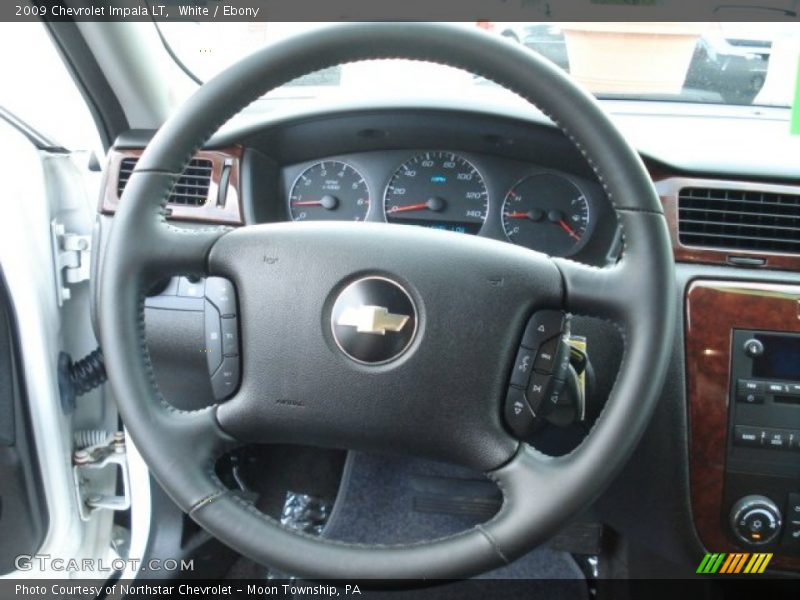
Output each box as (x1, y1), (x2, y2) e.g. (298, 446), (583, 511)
(100, 147), (244, 225)
(657, 177), (800, 272)
(686, 281), (800, 571)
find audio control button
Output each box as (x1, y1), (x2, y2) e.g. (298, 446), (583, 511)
(743, 338), (764, 357)
(733, 426), (763, 448)
(764, 429), (788, 449)
(736, 380), (764, 404)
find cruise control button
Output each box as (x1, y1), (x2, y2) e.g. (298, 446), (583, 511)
(178, 276), (205, 298)
(206, 277), (237, 317)
(509, 346), (536, 388)
(733, 426), (763, 447)
(204, 301), (223, 376)
(504, 386), (540, 439)
(521, 310), (564, 350)
(221, 317), (239, 357)
(212, 355), (240, 400)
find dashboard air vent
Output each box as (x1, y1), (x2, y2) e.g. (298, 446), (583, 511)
(117, 157), (213, 207)
(678, 187), (800, 254)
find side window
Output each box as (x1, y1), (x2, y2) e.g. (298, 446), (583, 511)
(0, 22), (101, 153)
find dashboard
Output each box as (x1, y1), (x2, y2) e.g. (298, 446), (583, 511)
(281, 150), (613, 259)
(100, 104), (800, 573)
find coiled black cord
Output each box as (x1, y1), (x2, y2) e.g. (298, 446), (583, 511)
(58, 348), (107, 413)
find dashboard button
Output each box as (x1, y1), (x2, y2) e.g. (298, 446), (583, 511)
(206, 277), (237, 317)
(509, 346), (535, 388)
(786, 493), (800, 522)
(784, 522), (800, 548)
(790, 431), (800, 451)
(733, 426), (763, 448)
(504, 386), (539, 439)
(743, 338), (764, 357)
(764, 429), (788, 449)
(221, 317), (239, 357)
(178, 276), (205, 298)
(737, 380), (765, 404)
(521, 310), (564, 351)
(767, 382), (789, 394)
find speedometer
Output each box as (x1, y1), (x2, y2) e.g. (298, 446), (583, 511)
(384, 152), (488, 234)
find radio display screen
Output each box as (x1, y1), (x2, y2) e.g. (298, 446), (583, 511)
(753, 334), (800, 380)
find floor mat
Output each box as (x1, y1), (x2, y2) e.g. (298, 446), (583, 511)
(323, 452), (589, 595)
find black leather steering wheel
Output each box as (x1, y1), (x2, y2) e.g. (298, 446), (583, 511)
(99, 23), (675, 579)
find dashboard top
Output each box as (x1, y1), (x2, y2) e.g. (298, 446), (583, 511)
(116, 97), (800, 182)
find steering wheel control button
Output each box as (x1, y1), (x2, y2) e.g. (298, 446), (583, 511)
(204, 300), (223, 375)
(509, 347), (536, 388)
(505, 386), (540, 439)
(526, 372), (555, 416)
(221, 317), (239, 357)
(736, 379), (765, 404)
(331, 276), (417, 365)
(533, 336), (560, 373)
(206, 277), (237, 317)
(743, 338), (765, 357)
(178, 276), (205, 298)
(521, 310), (564, 350)
(730, 496), (782, 546)
(212, 355), (240, 400)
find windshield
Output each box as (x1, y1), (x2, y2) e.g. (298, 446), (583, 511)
(158, 22), (799, 107)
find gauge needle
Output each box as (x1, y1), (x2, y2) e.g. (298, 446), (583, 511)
(387, 202), (430, 214)
(558, 220), (582, 242)
(505, 211), (531, 219)
(291, 200), (323, 206)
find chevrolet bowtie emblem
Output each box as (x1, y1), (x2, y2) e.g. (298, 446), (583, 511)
(336, 305), (410, 335)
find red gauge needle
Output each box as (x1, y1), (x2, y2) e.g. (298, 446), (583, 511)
(387, 202), (431, 214)
(558, 220), (582, 242)
(505, 211), (531, 219)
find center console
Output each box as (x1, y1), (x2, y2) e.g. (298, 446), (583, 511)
(686, 281), (800, 570)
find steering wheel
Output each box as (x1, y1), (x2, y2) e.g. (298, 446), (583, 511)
(99, 23), (675, 579)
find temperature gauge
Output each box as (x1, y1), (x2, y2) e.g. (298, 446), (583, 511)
(502, 173), (591, 256)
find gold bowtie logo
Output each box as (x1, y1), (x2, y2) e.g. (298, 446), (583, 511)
(337, 305), (410, 335)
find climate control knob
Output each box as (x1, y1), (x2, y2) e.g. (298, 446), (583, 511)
(730, 495), (782, 546)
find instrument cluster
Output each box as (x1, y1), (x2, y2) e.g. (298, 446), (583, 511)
(282, 149), (613, 259)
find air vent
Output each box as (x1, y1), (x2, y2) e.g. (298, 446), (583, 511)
(678, 187), (800, 254)
(117, 157), (213, 207)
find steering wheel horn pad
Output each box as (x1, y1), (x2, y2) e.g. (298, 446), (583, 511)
(99, 23), (675, 579)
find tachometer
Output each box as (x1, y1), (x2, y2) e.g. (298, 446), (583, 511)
(384, 152), (488, 234)
(289, 161), (369, 221)
(502, 173), (590, 256)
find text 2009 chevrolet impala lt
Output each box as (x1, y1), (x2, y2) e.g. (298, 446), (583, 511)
(0, 8), (799, 598)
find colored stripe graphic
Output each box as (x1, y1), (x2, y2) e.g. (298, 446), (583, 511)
(698, 552), (773, 574)
(757, 553), (772, 573)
